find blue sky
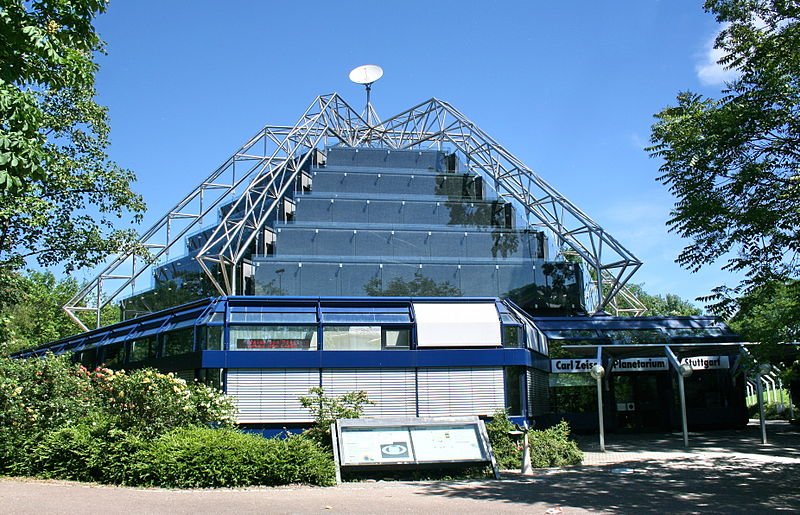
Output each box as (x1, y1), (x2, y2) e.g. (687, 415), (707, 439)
(90, 1), (738, 308)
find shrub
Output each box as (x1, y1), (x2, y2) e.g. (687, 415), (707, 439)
(29, 417), (107, 482)
(132, 427), (335, 488)
(90, 368), (237, 437)
(299, 387), (373, 448)
(485, 412), (583, 470)
(527, 420), (583, 468)
(0, 355), (96, 433)
(0, 354), (96, 475)
(0, 355), (238, 483)
(485, 410), (521, 470)
(748, 401), (797, 420)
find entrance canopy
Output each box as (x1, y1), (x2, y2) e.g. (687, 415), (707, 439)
(529, 314), (745, 358)
(561, 342), (749, 360)
(531, 315), (750, 449)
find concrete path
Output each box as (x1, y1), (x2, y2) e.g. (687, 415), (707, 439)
(1, 421), (798, 514)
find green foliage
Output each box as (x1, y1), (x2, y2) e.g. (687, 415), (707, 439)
(485, 410), (521, 470)
(131, 427), (335, 488)
(748, 400), (797, 421)
(648, 1), (800, 310)
(26, 412), (146, 483)
(0, 353), (95, 474)
(0, 270), (120, 356)
(88, 367), (237, 437)
(0, 355), (236, 477)
(729, 280), (800, 385)
(0, 354), (333, 487)
(1, 0), (107, 190)
(485, 412), (583, 470)
(728, 280), (800, 373)
(527, 421), (583, 468)
(0, 1), (145, 301)
(299, 387), (373, 448)
(621, 283), (703, 317)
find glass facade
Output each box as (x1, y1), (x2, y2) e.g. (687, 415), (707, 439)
(121, 146), (585, 317)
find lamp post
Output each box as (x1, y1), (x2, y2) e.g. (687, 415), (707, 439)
(590, 363), (606, 452)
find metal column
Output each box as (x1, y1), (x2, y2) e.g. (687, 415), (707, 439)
(591, 346), (606, 452)
(665, 346), (690, 448)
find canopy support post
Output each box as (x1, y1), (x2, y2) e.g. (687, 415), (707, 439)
(665, 346), (689, 448)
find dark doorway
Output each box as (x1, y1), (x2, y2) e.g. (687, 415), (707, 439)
(612, 374), (672, 431)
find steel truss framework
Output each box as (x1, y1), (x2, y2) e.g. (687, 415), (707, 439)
(64, 93), (644, 331)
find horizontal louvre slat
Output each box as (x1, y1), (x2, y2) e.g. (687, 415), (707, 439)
(529, 368), (549, 416)
(227, 369), (319, 423)
(322, 368), (416, 417)
(418, 367), (504, 417)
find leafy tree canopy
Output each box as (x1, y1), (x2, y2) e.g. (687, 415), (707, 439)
(623, 283), (703, 317)
(648, 0), (800, 313)
(1, 0), (105, 189)
(729, 279), (800, 364)
(0, 1), (145, 303)
(0, 270), (118, 356)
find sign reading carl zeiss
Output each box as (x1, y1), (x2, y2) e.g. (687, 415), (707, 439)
(551, 356), (729, 373)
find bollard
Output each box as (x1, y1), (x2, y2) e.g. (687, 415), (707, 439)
(521, 432), (533, 475)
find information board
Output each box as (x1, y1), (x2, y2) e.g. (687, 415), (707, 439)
(332, 416), (499, 482)
(409, 425), (484, 462)
(339, 427), (413, 465)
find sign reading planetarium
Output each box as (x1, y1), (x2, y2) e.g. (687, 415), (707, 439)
(551, 356), (730, 373)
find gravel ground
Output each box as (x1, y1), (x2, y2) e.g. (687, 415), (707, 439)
(1, 421), (798, 514)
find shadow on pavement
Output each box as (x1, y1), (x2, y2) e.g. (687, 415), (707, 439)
(417, 423), (800, 513)
(576, 421), (800, 459)
(418, 457), (799, 513)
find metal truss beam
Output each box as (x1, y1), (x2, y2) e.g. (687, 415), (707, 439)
(195, 94), (369, 295)
(346, 98), (643, 312)
(64, 93), (641, 331)
(64, 94), (368, 329)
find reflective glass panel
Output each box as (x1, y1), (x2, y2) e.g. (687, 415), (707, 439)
(230, 325), (318, 350)
(163, 328), (195, 357)
(384, 328), (411, 349)
(324, 326), (381, 350)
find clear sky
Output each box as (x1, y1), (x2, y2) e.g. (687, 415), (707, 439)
(90, 1), (739, 308)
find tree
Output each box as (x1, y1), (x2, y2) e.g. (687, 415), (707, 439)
(729, 279), (800, 355)
(1, 0), (105, 190)
(0, 270), (118, 356)
(0, 1), (145, 304)
(648, 0), (800, 313)
(621, 284), (703, 317)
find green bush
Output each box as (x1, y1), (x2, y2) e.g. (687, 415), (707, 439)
(748, 401), (797, 420)
(0, 354), (97, 475)
(0, 356), (236, 442)
(27, 413), (146, 484)
(527, 420), (583, 468)
(89, 368), (236, 437)
(485, 412), (583, 470)
(0, 355), (240, 484)
(485, 410), (521, 470)
(132, 427), (335, 488)
(299, 387), (373, 448)
(264, 434), (337, 486)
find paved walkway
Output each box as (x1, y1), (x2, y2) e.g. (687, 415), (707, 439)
(1, 421), (798, 514)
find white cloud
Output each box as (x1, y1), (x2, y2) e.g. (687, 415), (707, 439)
(695, 28), (739, 87)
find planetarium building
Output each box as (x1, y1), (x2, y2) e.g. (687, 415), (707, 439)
(19, 83), (749, 432)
